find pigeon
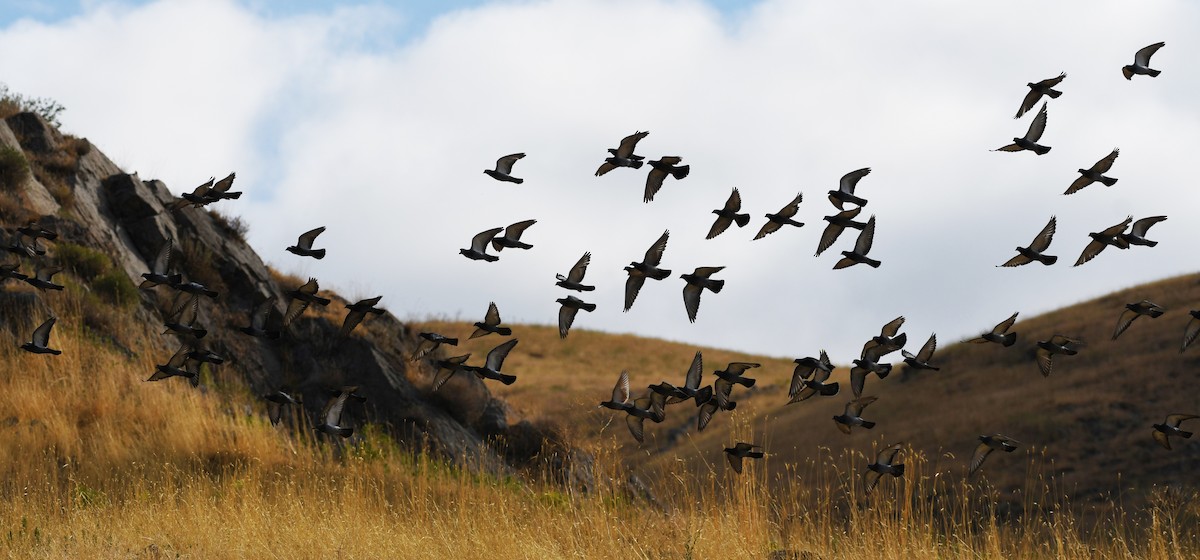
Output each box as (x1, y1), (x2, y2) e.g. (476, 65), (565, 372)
(430, 353), (472, 391)
(644, 156), (690, 203)
(850, 345), (893, 398)
(484, 153), (526, 184)
(186, 340), (225, 366)
(491, 219), (536, 251)
(994, 102), (1051, 155)
(201, 172), (241, 202)
(834, 215), (880, 269)
(969, 435), (1019, 476)
(827, 168), (872, 210)
(1035, 335), (1083, 376)
(681, 266), (725, 323)
(556, 295), (596, 338)
(163, 293), (207, 339)
(286, 226), (327, 259)
(263, 388), (300, 425)
(1015, 73), (1066, 119)
(833, 396), (878, 434)
(1181, 310), (1200, 353)
(460, 227), (504, 262)
(815, 207), (868, 256)
(283, 278), (332, 327)
(17, 219), (57, 241)
(1119, 216), (1167, 247)
(901, 334), (939, 372)
(1113, 300), (1165, 340)
(599, 372), (665, 443)
(1000, 216), (1058, 267)
(0, 258), (27, 282)
(863, 443), (905, 493)
(470, 301), (512, 339)
(650, 351), (713, 406)
(598, 370), (640, 412)
(147, 344), (199, 386)
(1064, 149), (1119, 195)
(724, 442), (765, 474)
(173, 279), (219, 299)
(1074, 216), (1132, 266)
(1152, 414), (1197, 450)
(170, 177), (214, 210)
(555, 252), (595, 292)
(698, 378), (737, 431)
(1123, 42), (1165, 80)
(2, 231), (36, 258)
(714, 362), (758, 389)
(707, 188), (751, 240)
(753, 193), (804, 240)
(239, 296), (281, 340)
(339, 296), (384, 337)
(139, 239), (181, 289)
(624, 230), (672, 312)
(789, 350), (838, 403)
(20, 316), (61, 355)
(411, 332), (459, 361)
(316, 387), (365, 438)
(468, 339), (519, 385)
(968, 312), (1018, 347)
(865, 316), (907, 355)
(23, 265), (64, 291)
(595, 131), (649, 176)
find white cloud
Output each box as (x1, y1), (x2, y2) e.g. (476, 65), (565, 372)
(1, 0), (1197, 363)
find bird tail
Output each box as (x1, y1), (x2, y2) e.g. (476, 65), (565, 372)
(1037, 254), (1058, 265)
(1148, 69), (1161, 77)
(1046, 88), (1063, 99)
(786, 219), (804, 228)
(708, 279), (725, 293)
(820, 382), (840, 396)
(648, 268), (671, 280)
(670, 166), (690, 180)
(860, 420), (876, 429)
(189, 373), (200, 388)
(311, 249), (326, 259)
(1100, 177), (1118, 187)
(496, 327), (513, 336)
(748, 451), (765, 459)
(580, 302), (597, 312)
(1000, 333), (1017, 347)
(738, 377), (756, 388)
(876, 364), (893, 379)
(1033, 145), (1051, 156)
(444, 337), (459, 346)
(491, 239), (505, 252)
(497, 373), (517, 385)
(224, 192), (243, 199)
(315, 296), (332, 306)
(725, 401), (738, 411)
(734, 213), (750, 227)
(192, 328), (208, 339)
(1181, 430), (1193, 439)
(892, 464), (906, 477)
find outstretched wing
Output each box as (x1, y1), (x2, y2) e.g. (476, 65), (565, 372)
(1130, 216), (1167, 237)
(470, 227), (504, 252)
(566, 252), (591, 283)
(296, 226), (326, 250)
(1027, 216), (1057, 253)
(611, 370), (631, 404)
(31, 317), (56, 346)
(684, 351), (703, 390)
(839, 168), (871, 195)
(484, 339), (519, 371)
(853, 216), (876, 255)
(916, 334), (937, 362)
(969, 443), (994, 475)
(643, 230), (670, 266)
(495, 153), (525, 174)
(614, 131), (649, 158)
(1134, 42), (1166, 66)
(1024, 103), (1048, 142)
(994, 312), (1019, 335)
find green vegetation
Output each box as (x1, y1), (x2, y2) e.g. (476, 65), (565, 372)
(0, 146), (29, 192)
(0, 83), (65, 127)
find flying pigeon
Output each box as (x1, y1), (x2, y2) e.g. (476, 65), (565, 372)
(555, 252), (594, 292)
(492, 219), (536, 251)
(339, 296), (384, 337)
(850, 345), (893, 398)
(163, 293), (207, 339)
(1065, 149), (1119, 195)
(649, 351), (713, 406)
(789, 350), (838, 403)
(17, 219), (57, 241)
(484, 153), (526, 184)
(1181, 310), (1200, 353)
(20, 316), (61, 355)
(827, 168), (872, 210)
(23, 265), (63, 292)
(968, 312), (1018, 347)
(624, 230), (672, 312)
(263, 388), (300, 425)
(430, 353), (472, 391)
(644, 156), (689, 203)
(815, 207), (867, 256)
(147, 344), (199, 386)
(834, 215), (880, 269)
(470, 301), (512, 339)
(681, 266), (725, 323)
(316, 387), (366, 438)
(707, 188), (751, 240)
(286, 226), (327, 259)
(1074, 216), (1132, 266)
(283, 278), (331, 327)
(1113, 300), (1165, 340)
(595, 131), (649, 176)
(863, 443), (904, 493)
(901, 334), (939, 372)
(753, 193), (804, 240)
(201, 172), (241, 202)
(724, 442), (765, 474)
(0, 259), (26, 282)
(969, 435), (1019, 476)
(1000, 216), (1058, 267)
(139, 239), (181, 289)
(995, 102), (1051, 155)
(1119, 216), (1167, 247)
(1123, 42), (1165, 80)
(170, 177), (214, 210)
(468, 339), (519, 385)
(698, 378), (737, 431)
(556, 295), (596, 338)
(862, 316), (907, 359)
(833, 396), (878, 434)
(173, 278), (219, 299)
(623, 390), (668, 444)
(460, 227), (504, 262)
(411, 332), (459, 361)
(1015, 73), (1066, 119)
(1035, 335), (1083, 376)
(239, 296), (281, 339)
(1152, 414), (1197, 450)
(713, 362), (758, 388)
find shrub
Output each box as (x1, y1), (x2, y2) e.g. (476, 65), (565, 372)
(0, 83), (66, 127)
(209, 208), (249, 241)
(93, 269), (138, 309)
(0, 146), (29, 192)
(55, 243), (110, 281)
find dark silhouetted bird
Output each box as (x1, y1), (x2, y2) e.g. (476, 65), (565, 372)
(969, 434), (1019, 476)
(492, 219), (536, 251)
(3, 230), (43, 258)
(834, 215), (879, 269)
(24, 265), (63, 291)
(707, 188), (751, 240)
(599, 371), (663, 443)
(1152, 414), (1197, 450)
(340, 296), (384, 337)
(460, 227), (504, 262)
(1, 258), (27, 282)
(430, 353), (471, 391)
(865, 316), (907, 356)
(17, 219), (57, 241)
(1074, 216), (1132, 266)
(316, 387), (365, 438)
(644, 156), (689, 202)
(816, 207), (867, 256)
(827, 168), (872, 210)
(1123, 42), (1165, 80)
(1035, 335), (1083, 376)
(724, 442), (764, 474)
(902, 334), (939, 372)
(20, 316), (61, 355)
(411, 332), (459, 361)
(753, 193), (804, 240)
(790, 350), (838, 403)
(556, 252), (594, 292)
(714, 362), (758, 389)
(286, 226), (327, 259)
(851, 345), (893, 398)
(698, 378), (736, 431)
(556, 295), (596, 338)
(174, 278), (219, 299)
(484, 153), (526, 183)
(201, 172), (241, 202)
(650, 351), (712, 406)
(864, 443), (904, 493)
(148, 344), (198, 386)
(1181, 310), (1200, 353)
(263, 388), (300, 425)
(470, 302), (512, 339)
(681, 266), (725, 323)
(1015, 73), (1065, 119)
(624, 230), (671, 312)
(1000, 216), (1058, 267)
(170, 177), (214, 210)
(834, 396), (878, 434)
(186, 340), (225, 366)
(995, 102), (1051, 155)
(283, 278), (331, 327)
(968, 312), (1018, 347)
(163, 293), (207, 339)
(1120, 216), (1167, 247)
(595, 131), (649, 176)
(239, 296), (281, 339)
(139, 239), (181, 289)
(1113, 300), (1165, 340)
(1065, 149), (1119, 195)
(468, 339), (519, 385)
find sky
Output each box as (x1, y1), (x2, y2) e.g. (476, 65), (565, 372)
(0, 0), (1198, 364)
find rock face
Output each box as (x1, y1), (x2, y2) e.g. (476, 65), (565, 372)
(0, 111), (580, 481)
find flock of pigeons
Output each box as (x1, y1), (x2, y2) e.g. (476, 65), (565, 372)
(2, 40), (1196, 493)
